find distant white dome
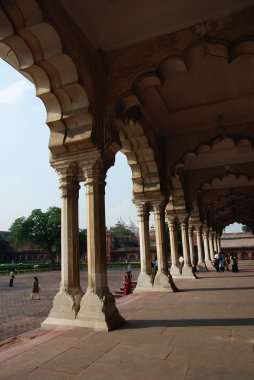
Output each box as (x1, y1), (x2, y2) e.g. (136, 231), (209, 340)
(126, 217), (135, 228)
(115, 216), (125, 226)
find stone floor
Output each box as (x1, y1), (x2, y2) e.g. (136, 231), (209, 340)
(0, 269), (139, 342)
(0, 262), (254, 379)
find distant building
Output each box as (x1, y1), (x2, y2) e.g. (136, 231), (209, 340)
(0, 230), (11, 242)
(0, 230), (49, 263)
(106, 217), (156, 262)
(221, 232), (254, 260)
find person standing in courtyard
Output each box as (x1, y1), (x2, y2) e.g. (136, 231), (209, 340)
(123, 273), (131, 296)
(9, 270), (15, 287)
(30, 276), (40, 299)
(179, 255), (184, 274)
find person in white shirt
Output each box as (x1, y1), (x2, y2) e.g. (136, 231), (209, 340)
(179, 255), (184, 274)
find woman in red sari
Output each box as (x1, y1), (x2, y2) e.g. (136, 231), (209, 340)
(123, 274), (131, 296)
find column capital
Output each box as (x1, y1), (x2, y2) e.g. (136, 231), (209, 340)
(178, 214), (188, 225)
(53, 162), (80, 198)
(165, 214), (176, 224)
(202, 223), (209, 236)
(135, 201), (150, 218)
(194, 223), (202, 232)
(151, 201), (165, 216)
(81, 160), (106, 181)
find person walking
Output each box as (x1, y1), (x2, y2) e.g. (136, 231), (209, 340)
(225, 254), (230, 271)
(231, 255), (239, 273)
(9, 270), (15, 287)
(179, 255), (184, 275)
(30, 276), (40, 299)
(213, 252), (220, 272)
(218, 253), (225, 272)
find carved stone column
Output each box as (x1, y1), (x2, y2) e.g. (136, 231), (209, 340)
(209, 229), (215, 262)
(196, 224), (207, 271)
(134, 201), (153, 292)
(153, 203), (178, 291)
(213, 233), (218, 254)
(202, 223), (211, 268)
(216, 234), (221, 252)
(43, 164), (83, 327)
(188, 226), (194, 266)
(179, 216), (195, 277)
(167, 216), (180, 277)
(77, 162), (124, 330)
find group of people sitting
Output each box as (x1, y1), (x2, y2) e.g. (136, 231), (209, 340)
(213, 252), (239, 272)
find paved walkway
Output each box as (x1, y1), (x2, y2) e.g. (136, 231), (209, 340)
(0, 269), (139, 342)
(0, 261), (254, 379)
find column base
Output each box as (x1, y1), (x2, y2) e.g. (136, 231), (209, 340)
(76, 288), (125, 331)
(170, 265), (181, 277)
(153, 272), (178, 292)
(205, 260), (213, 269)
(181, 265), (198, 279)
(134, 272), (153, 293)
(41, 288), (83, 328)
(198, 262), (208, 271)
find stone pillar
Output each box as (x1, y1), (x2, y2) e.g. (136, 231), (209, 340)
(179, 216), (195, 277)
(188, 226), (194, 266)
(153, 203), (178, 291)
(213, 233), (218, 254)
(217, 234), (221, 252)
(167, 216), (180, 277)
(196, 225), (207, 271)
(202, 224), (211, 268)
(77, 163), (124, 330)
(209, 230), (215, 262)
(43, 165), (83, 327)
(134, 201), (153, 291)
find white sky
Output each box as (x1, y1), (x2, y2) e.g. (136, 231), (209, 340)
(0, 59), (244, 233)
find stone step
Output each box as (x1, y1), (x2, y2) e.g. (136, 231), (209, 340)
(113, 280), (137, 299)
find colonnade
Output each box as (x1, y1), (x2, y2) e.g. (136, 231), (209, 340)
(42, 157), (221, 331)
(166, 216), (221, 277)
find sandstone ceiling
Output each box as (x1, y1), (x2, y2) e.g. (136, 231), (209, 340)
(58, 0), (254, 51)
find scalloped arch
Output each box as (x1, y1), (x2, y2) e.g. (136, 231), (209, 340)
(201, 173), (254, 191)
(0, 1), (93, 157)
(174, 135), (254, 175)
(116, 37), (254, 110)
(113, 119), (161, 195)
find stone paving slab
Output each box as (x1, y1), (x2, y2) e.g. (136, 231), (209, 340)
(0, 262), (254, 379)
(0, 269), (139, 342)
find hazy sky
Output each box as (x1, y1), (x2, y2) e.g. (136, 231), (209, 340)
(0, 59), (243, 233)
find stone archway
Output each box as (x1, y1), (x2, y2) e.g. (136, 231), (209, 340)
(0, 1), (93, 158)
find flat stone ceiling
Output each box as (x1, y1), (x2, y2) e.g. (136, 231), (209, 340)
(59, 0), (254, 50)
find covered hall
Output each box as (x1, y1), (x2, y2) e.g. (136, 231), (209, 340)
(1, 0), (254, 331)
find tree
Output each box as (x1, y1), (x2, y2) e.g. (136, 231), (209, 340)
(242, 225), (252, 233)
(110, 224), (134, 237)
(10, 207), (61, 266)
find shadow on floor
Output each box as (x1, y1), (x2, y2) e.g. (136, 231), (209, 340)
(181, 286), (254, 292)
(122, 318), (254, 329)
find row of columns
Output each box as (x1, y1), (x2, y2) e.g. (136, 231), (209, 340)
(43, 160), (179, 331)
(42, 159), (220, 331)
(168, 217), (221, 277)
(134, 202), (178, 292)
